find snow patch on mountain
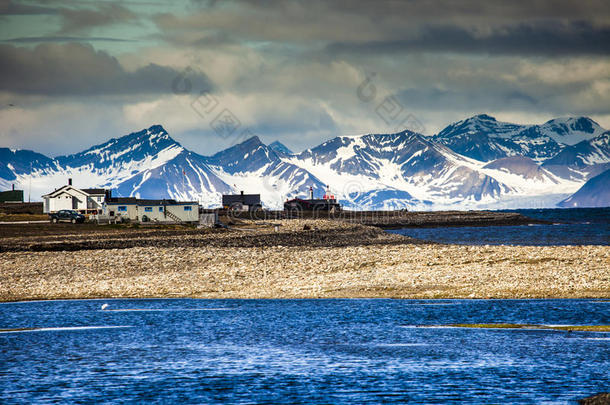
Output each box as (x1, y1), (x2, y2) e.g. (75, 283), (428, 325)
(538, 117), (606, 146)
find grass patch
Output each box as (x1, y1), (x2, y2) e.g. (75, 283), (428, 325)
(449, 323), (610, 332)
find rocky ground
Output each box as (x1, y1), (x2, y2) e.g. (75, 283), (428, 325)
(0, 219), (608, 301)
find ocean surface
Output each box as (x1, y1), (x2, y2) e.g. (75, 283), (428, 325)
(1, 299), (608, 404)
(387, 207), (610, 246)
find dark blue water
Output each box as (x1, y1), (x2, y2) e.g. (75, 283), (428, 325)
(1, 299), (608, 404)
(388, 208), (610, 246)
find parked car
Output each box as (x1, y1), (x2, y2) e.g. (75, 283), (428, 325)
(49, 210), (86, 224)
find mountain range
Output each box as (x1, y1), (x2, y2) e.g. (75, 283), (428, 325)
(1, 114), (609, 209)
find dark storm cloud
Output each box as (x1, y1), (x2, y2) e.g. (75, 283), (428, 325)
(157, 0), (610, 56)
(0, 0), (57, 15)
(190, 0), (610, 21)
(0, 43), (214, 95)
(1, 1), (139, 33)
(326, 21), (610, 56)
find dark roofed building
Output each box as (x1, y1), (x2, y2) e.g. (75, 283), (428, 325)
(0, 186), (24, 203)
(222, 192), (261, 211)
(105, 197), (137, 204)
(81, 188), (107, 195)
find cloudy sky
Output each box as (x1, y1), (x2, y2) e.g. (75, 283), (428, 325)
(1, 0), (609, 156)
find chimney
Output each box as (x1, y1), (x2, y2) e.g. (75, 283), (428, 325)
(309, 186), (314, 200)
(68, 178), (72, 186)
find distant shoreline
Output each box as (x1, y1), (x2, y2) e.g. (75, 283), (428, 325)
(0, 209), (545, 253)
(1, 218), (608, 302)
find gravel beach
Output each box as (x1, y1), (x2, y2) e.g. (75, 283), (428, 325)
(1, 219), (608, 301)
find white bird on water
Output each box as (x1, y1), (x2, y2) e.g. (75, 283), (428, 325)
(101, 304), (109, 310)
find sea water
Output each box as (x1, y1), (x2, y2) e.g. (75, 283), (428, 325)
(387, 207), (610, 246)
(1, 299), (608, 403)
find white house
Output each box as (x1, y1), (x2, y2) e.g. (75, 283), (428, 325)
(42, 181), (108, 214)
(104, 198), (199, 223)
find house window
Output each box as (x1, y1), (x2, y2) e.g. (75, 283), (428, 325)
(184, 206), (192, 211)
(118, 206), (127, 212)
(144, 207), (153, 212)
(97, 197), (102, 202)
(159, 207), (163, 212)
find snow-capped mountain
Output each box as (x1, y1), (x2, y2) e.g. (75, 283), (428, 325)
(1, 115), (608, 210)
(0, 126), (327, 208)
(558, 168), (610, 208)
(287, 131), (515, 209)
(538, 117), (606, 146)
(543, 132), (610, 168)
(432, 114), (604, 164)
(0, 148), (57, 181)
(206, 136), (327, 207)
(541, 132), (610, 182)
(1, 126), (224, 206)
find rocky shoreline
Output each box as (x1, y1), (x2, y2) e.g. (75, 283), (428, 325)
(229, 209), (547, 229)
(0, 220), (409, 252)
(0, 219), (608, 302)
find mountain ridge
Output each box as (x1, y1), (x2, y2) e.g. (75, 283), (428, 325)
(432, 114), (604, 164)
(1, 115), (608, 209)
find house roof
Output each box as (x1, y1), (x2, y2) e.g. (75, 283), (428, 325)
(222, 194), (261, 205)
(42, 185), (108, 198)
(106, 197), (197, 206)
(42, 185), (89, 198)
(136, 199), (198, 206)
(81, 188), (106, 195)
(106, 197), (137, 204)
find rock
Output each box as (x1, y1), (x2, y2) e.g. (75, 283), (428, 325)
(579, 393), (610, 405)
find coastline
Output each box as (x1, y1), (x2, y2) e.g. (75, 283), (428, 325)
(1, 218), (608, 302)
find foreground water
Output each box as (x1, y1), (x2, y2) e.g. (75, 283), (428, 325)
(388, 207), (610, 246)
(1, 299), (608, 403)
